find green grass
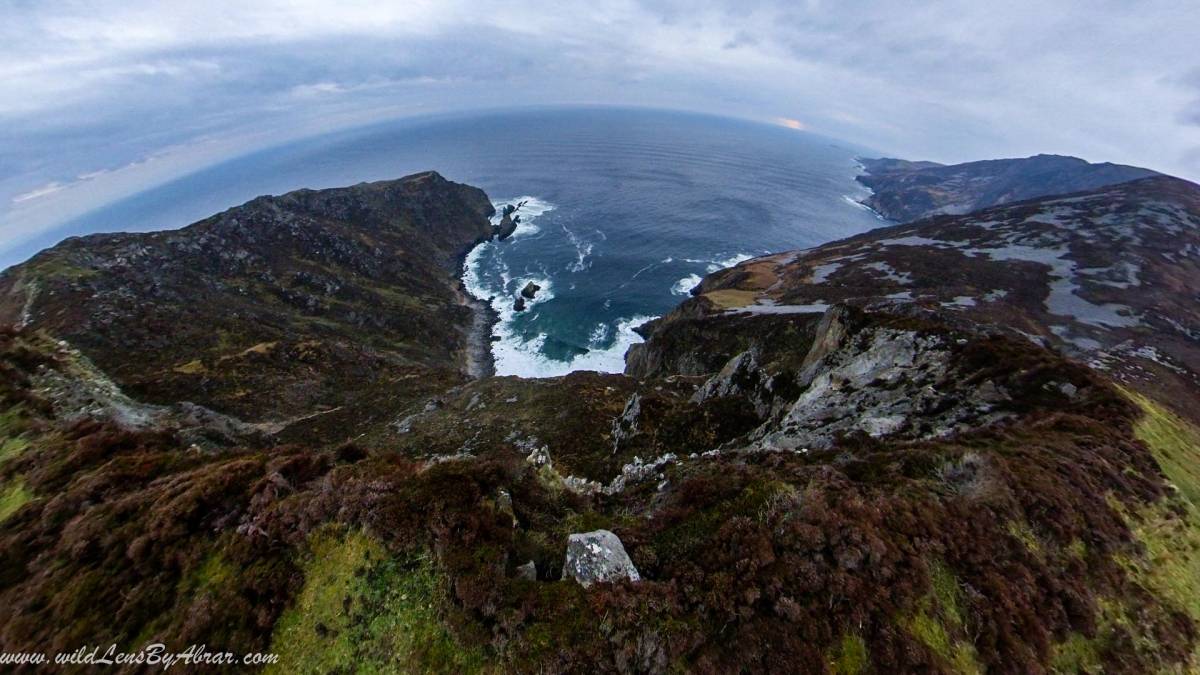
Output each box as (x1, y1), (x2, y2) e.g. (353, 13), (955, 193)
(25, 258), (98, 280)
(1111, 389), (1200, 670)
(1124, 388), (1200, 506)
(1049, 631), (1105, 673)
(266, 527), (485, 674)
(180, 551), (236, 595)
(0, 436), (28, 468)
(0, 478), (32, 523)
(904, 561), (981, 674)
(827, 634), (869, 674)
(0, 405), (30, 468)
(1006, 520), (1044, 557)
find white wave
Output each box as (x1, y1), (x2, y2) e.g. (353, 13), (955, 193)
(490, 196), (556, 238)
(562, 225), (594, 272)
(842, 195), (873, 211)
(492, 315), (656, 378)
(467, 193), (657, 378)
(461, 240), (494, 301)
(842, 193), (886, 221)
(588, 322), (611, 346)
(671, 274), (702, 296)
(704, 252), (753, 273)
(629, 260), (660, 280)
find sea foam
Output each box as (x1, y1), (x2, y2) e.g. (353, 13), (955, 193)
(466, 197), (655, 378)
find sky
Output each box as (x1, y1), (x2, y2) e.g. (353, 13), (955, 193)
(3, 0), (1200, 258)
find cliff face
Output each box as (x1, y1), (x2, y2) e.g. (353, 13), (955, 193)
(2, 167), (1200, 674)
(857, 154), (1160, 222)
(671, 175), (1200, 424)
(0, 171), (495, 436)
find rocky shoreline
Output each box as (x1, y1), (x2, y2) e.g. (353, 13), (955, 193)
(457, 277), (497, 379)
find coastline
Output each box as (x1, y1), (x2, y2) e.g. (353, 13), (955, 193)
(459, 277), (497, 379)
(454, 233), (497, 380)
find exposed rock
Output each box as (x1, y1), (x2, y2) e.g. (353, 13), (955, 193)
(681, 175), (1200, 424)
(516, 560), (538, 581)
(495, 212), (518, 240)
(513, 295), (526, 312)
(562, 530), (641, 587)
(496, 488), (517, 527)
(610, 393), (642, 451)
(525, 444), (553, 468)
(521, 281), (541, 300)
(754, 317), (1012, 450)
(691, 349), (776, 418)
(30, 338), (264, 447)
(603, 453), (676, 494)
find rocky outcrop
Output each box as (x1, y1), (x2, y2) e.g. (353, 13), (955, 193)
(513, 281), (542, 312)
(494, 202), (523, 240)
(562, 530), (640, 587)
(753, 311), (1012, 450)
(26, 333), (265, 447)
(610, 392), (642, 451)
(691, 349), (778, 418)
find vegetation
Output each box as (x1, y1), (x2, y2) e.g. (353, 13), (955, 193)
(1125, 388), (1200, 506)
(0, 477), (31, 522)
(268, 527), (485, 674)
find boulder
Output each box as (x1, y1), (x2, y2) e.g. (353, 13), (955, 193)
(521, 281), (541, 299)
(562, 530), (641, 587)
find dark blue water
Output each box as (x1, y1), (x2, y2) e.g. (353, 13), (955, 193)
(11, 107), (884, 376)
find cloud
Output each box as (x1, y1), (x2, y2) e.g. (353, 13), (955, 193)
(2, 0), (1200, 261)
(12, 182), (65, 203)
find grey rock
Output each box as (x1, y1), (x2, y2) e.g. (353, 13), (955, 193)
(516, 560), (538, 581)
(611, 393), (642, 452)
(562, 530), (641, 587)
(691, 349), (776, 418)
(754, 314), (1014, 451)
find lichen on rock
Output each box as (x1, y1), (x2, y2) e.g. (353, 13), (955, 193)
(562, 529), (641, 587)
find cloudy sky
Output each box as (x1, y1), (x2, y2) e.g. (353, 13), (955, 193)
(4, 0), (1200, 256)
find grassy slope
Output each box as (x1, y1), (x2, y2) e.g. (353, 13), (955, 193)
(267, 527), (486, 674)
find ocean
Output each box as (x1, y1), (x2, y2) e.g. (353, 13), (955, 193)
(14, 107), (885, 376)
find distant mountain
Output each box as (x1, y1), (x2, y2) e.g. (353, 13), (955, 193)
(857, 154), (1160, 222)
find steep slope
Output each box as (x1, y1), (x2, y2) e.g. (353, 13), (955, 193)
(0, 171), (495, 441)
(857, 154), (1159, 222)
